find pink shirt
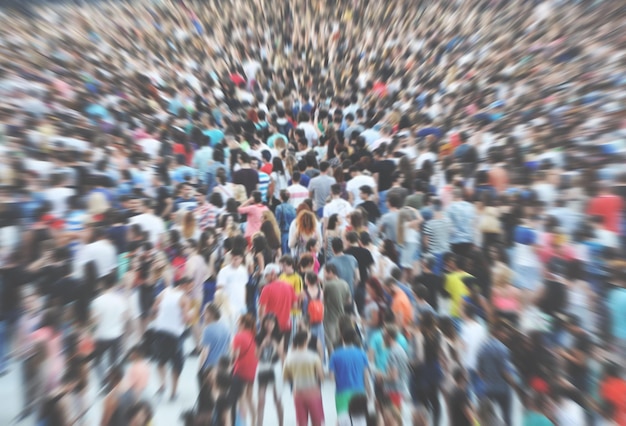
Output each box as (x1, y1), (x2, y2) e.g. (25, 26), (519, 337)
(238, 203), (269, 238)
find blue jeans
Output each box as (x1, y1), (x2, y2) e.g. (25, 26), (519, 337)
(310, 322), (326, 363)
(0, 320), (7, 373)
(281, 232), (290, 255)
(378, 190), (388, 215)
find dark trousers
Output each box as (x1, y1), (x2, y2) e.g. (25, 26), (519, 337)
(484, 390), (511, 426)
(93, 337), (121, 381)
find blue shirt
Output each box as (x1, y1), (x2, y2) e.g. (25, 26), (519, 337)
(369, 329), (408, 373)
(477, 337), (515, 394)
(330, 346), (369, 393)
(203, 129), (225, 147)
(201, 321), (232, 370)
(446, 200), (476, 244)
(608, 287), (626, 340)
(258, 171), (270, 202)
(275, 202), (296, 233)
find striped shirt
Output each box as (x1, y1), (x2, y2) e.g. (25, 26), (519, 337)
(423, 217), (452, 254)
(287, 184), (309, 209)
(258, 171), (271, 202)
(195, 203), (222, 230)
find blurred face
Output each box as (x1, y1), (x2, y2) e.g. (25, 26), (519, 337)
(231, 255), (243, 268)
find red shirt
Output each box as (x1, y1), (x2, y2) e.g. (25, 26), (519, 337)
(232, 330), (258, 381)
(601, 377), (626, 425)
(259, 281), (297, 331)
(587, 194), (623, 233)
(260, 163), (273, 175)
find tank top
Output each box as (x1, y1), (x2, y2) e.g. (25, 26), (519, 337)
(153, 287), (186, 336)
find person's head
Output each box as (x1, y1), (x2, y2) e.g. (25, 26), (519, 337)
(293, 330), (309, 348)
(331, 237), (344, 254)
(261, 313), (279, 335)
(386, 192), (402, 209)
(453, 368), (468, 388)
(346, 231), (360, 246)
(263, 263), (281, 282)
(319, 161), (330, 174)
(251, 190), (263, 204)
(279, 189), (290, 203)
(295, 210), (316, 235)
(279, 255), (295, 274)
(305, 272), (318, 288)
(341, 328), (359, 346)
(443, 252), (457, 271)
(230, 249), (244, 267)
(331, 183), (342, 197)
(203, 303), (221, 323)
(174, 276), (193, 293)
(292, 170), (302, 183)
(325, 263), (339, 280)
(359, 185), (373, 201)
(238, 313), (256, 331)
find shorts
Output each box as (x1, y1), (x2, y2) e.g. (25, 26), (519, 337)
(257, 368), (276, 385)
(400, 242), (420, 268)
(335, 391), (357, 414)
(152, 331), (184, 373)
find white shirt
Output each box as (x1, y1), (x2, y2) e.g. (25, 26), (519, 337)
(461, 320), (488, 370)
(129, 213), (166, 246)
(153, 287), (187, 337)
(346, 174), (376, 206)
(74, 239), (117, 279)
(323, 197), (353, 220)
(91, 291), (129, 340)
(297, 122), (319, 146)
(216, 264), (249, 316)
(44, 187), (75, 217)
(138, 138), (162, 159)
(556, 399), (585, 426)
(416, 151), (437, 170)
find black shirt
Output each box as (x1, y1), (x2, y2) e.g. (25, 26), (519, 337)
(538, 280), (568, 316)
(370, 159), (396, 191)
(414, 273), (443, 311)
(567, 331), (591, 386)
(360, 200), (381, 223)
(345, 246), (374, 285)
(233, 168), (259, 197)
(155, 186), (171, 217)
(449, 388), (472, 426)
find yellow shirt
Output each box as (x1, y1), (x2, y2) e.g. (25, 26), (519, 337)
(280, 272), (303, 315)
(444, 272), (470, 318)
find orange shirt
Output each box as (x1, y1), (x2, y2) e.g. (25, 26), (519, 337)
(391, 290), (414, 327)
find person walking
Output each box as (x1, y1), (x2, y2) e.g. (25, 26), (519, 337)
(283, 330), (325, 426)
(329, 328), (371, 420)
(151, 277), (194, 401)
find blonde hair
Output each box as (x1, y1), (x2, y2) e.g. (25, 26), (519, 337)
(87, 192), (110, 216)
(181, 211), (197, 240)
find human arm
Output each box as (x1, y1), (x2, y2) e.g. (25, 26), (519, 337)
(99, 394), (117, 426)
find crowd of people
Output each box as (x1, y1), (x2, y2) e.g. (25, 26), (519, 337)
(1, 0), (626, 425)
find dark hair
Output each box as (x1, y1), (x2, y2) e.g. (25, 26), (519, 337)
(331, 237), (344, 253)
(346, 231), (359, 244)
(293, 330), (309, 347)
(325, 263), (338, 276)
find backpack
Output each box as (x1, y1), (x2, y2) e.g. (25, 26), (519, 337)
(305, 286), (324, 324)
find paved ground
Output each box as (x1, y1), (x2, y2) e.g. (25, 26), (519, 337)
(1, 339), (522, 425)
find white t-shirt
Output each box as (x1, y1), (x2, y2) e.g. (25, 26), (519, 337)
(217, 264), (249, 316)
(138, 138), (162, 159)
(323, 197), (353, 220)
(297, 122), (319, 146)
(556, 399), (585, 426)
(129, 213), (166, 246)
(91, 291), (129, 340)
(74, 239), (118, 279)
(461, 320), (488, 370)
(44, 187), (75, 217)
(346, 175), (376, 206)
